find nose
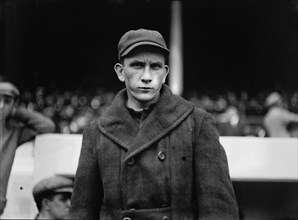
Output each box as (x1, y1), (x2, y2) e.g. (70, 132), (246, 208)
(0, 100), (4, 109)
(66, 199), (71, 207)
(141, 66), (152, 83)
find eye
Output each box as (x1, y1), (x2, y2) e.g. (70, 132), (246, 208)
(130, 62), (144, 69)
(60, 194), (71, 201)
(4, 97), (14, 105)
(150, 63), (162, 70)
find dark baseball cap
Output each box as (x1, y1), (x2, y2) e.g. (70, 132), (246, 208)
(118, 28), (170, 60)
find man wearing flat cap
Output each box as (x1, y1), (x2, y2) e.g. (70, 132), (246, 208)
(0, 82), (55, 216)
(33, 176), (73, 219)
(70, 29), (239, 219)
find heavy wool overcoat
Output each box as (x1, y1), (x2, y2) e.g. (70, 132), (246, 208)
(69, 85), (239, 220)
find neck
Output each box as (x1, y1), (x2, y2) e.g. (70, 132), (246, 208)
(126, 100), (145, 111)
(36, 211), (53, 219)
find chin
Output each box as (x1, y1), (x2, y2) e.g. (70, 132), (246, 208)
(136, 95), (155, 103)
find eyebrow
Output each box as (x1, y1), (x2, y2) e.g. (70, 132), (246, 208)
(129, 59), (163, 65)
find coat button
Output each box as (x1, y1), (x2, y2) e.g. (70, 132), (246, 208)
(127, 157), (135, 166)
(158, 151), (166, 161)
(162, 216), (169, 220)
(123, 217), (131, 220)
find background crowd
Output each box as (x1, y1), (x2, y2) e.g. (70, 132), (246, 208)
(18, 86), (298, 137)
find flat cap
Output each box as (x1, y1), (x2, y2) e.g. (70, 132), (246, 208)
(118, 28), (169, 59)
(0, 82), (20, 98)
(33, 176), (73, 200)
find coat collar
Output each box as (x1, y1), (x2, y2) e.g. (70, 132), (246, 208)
(98, 84), (194, 158)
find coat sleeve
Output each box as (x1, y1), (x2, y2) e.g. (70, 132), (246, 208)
(69, 122), (103, 220)
(12, 107), (55, 145)
(193, 110), (239, 220)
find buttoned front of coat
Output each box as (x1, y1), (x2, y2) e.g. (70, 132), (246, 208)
(70, 85), (239, 220)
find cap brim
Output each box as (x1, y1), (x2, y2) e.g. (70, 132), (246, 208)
(53, 187), (73, 194)
(120, 41), (170, 59)
(0, 90), (17, 98)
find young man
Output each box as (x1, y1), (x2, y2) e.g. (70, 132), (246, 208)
(32, 176), (73, 219)
(70, 29), (239, 219)
(0, 82), (55, 216)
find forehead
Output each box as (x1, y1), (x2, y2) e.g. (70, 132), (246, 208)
(123, 45), (167, 62)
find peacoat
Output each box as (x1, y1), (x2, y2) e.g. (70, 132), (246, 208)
(69, 85), (239, 220)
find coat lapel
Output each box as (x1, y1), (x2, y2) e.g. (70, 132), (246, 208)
(98, 89), (138, 150)
(98, 85), (194, 159)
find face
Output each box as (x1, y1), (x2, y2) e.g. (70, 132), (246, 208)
(47, 193), (71, 219)
(0, 95), (15, 121)
(115, 48), (169, 109)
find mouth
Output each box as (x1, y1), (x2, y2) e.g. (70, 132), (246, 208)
(138, 87), (152, 91)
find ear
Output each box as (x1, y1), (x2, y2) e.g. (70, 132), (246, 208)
(42, 198), (51, 211)
(162, 65), (169, 83)
(114, 63), (125, 82)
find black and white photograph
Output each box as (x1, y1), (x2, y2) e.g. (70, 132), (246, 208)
(0, 0), (297, 219)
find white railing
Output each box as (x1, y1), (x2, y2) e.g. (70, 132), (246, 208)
(2, 134), (297, 219)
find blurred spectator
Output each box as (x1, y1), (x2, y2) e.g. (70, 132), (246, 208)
(287, 121), (298, 137)
(17, 84), (298, 138)
(21, 87), (115, 134)
(32, 176), (73, 219)
(216, 105), (246, 136)
(263, 92), (298, 137)
(0, 82), (55, 216)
